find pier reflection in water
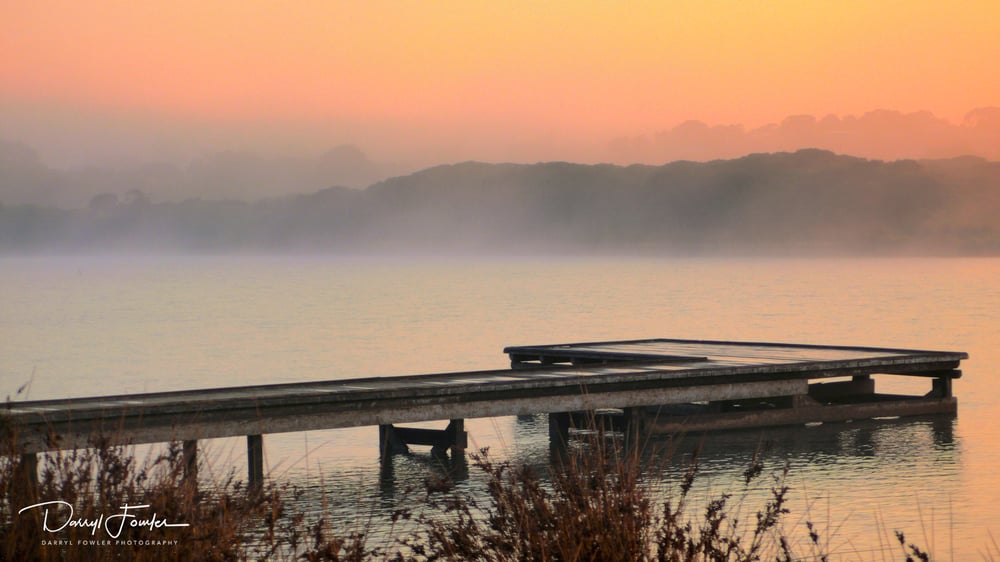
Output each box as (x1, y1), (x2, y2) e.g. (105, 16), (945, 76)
(291, 412), (957, 556)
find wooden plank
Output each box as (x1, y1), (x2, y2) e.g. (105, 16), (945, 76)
(607, 344), (900, 363)
(506, 338), (961, 365)
(634, 337), (946, 355)
(2, 340), (967, 456)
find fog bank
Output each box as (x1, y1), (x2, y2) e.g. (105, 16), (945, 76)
(3, 150), (999, 256)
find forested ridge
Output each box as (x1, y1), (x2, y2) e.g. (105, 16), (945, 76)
(3, 149), (999, 255)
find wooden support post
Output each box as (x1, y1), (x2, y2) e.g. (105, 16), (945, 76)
(448, 448), (469, 481)
(16, 452), (39, 500)
(378, 452), (396, 495)
(932, 377), (953, 398)
(182, 439), (198, 486)
(622, 407), (643, 450)
(548, 412), (570, 448)
(447, 419), (467, 453)
(379, 424), (409, 459)
(431, 419), (467, 457)
(379, 424), (389, 457)
(11, 452), (40, 560)
(247, 434), (264, 489)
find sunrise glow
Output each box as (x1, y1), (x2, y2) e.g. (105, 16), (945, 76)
(2, 1), (999, 165)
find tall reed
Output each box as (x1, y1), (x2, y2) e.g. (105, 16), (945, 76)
(0, 414), (973, 561)
(0, 418), (372, 561)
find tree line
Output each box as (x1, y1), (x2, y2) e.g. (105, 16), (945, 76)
(2, 150), (999, 255)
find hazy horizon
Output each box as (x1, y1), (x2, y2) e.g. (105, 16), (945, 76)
(4, 2), (999, 176)
(3, 2), (999, 251)
(5, 150), (999, 257)
(4, 106), (1000, 171)
(4, 107), (1000, 209)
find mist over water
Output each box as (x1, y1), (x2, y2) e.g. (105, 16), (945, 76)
(2, 255), (998, 558)
(4, 150), (1000, 256)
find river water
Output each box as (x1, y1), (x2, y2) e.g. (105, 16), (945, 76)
(2, 255), (998, 559)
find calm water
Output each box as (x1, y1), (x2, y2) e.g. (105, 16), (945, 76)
(2, 256), (998, 559)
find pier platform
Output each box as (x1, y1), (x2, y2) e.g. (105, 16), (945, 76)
(505, 338), (964, 434)
(2, 339), (967, 486)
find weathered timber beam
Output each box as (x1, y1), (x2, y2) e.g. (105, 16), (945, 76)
(11, 379), (808, 453)
(380, 420), (468, 458)
(644, 396), (957, 434)
(809, 378), (876, 401)
(390, 427), (454, 448)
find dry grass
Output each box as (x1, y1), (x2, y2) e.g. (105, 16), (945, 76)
(0, 416), (983, 562)
(0, 419), (373, 561)
(397, 434), (810, 562)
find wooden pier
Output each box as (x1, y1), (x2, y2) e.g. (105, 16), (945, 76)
(1, 339), (967, 487)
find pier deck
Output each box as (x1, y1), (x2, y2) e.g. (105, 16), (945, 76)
(2, 339), (967, 485)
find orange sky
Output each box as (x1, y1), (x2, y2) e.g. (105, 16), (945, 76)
(2, 1), (999, 166)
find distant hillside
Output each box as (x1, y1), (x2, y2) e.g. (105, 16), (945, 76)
(2, 150), (999, 255)
(0, 141), (399, 208)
